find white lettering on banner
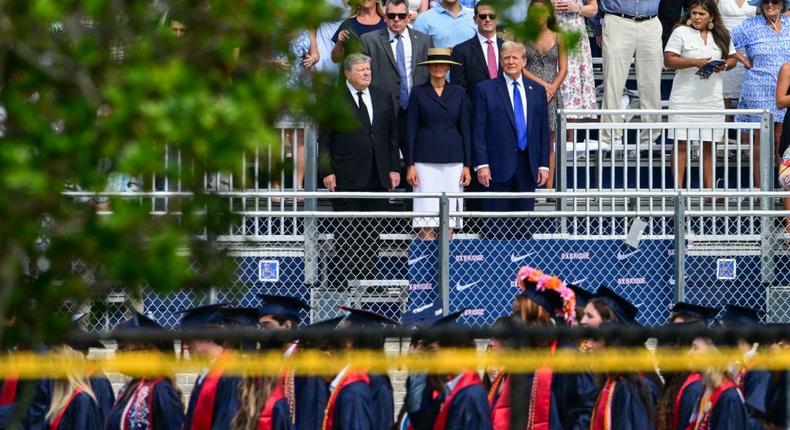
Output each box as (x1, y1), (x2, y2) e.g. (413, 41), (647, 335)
(454, 254), (484, 263)
(462, 308), (485, 316)
(409, 283), (433, 291)
(616, 277), (647, 286)
(561, 252), (591, 260)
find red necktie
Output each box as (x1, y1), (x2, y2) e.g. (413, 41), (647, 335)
(486, 40), (497, 79)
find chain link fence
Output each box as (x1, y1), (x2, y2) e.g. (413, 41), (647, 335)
(63, 191), (790, 331)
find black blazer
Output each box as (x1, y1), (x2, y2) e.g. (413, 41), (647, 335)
(450, 35), (503, 93)
(405, 82), (471, 167)
(318, 85), (400, 191)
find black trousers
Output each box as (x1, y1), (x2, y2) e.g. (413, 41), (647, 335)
(658, 0), (694, 47)
(330, 162), (387, 287)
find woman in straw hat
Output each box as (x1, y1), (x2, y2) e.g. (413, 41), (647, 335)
(406, 47), (472, 240)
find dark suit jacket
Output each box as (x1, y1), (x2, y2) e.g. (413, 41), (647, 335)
(406, 82), (471, 167)
(318, 85), (400, 191)
(450, 35), (503, 93)
(472, 75), (550, 183)
(361, 28), (432, 113)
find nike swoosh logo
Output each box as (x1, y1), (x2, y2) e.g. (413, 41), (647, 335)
(408, 255), (429, 265)
(616, 249), (640, 261)
(570, 278), (586, 286)
(510, 252), (535, 263)
(412, 304), (433, 313)
(456, 281), (481, 292)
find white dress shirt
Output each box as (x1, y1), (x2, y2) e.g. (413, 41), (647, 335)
(346, 80), (374, 124)
(477, 32), (499, 70)
(330, 365), (351, 393)
(389, 27), (413, 91)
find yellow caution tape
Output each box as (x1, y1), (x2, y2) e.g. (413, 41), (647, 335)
(2, 347), (789, 378)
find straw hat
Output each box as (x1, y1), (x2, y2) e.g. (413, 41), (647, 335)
(417, 48), (462, 66)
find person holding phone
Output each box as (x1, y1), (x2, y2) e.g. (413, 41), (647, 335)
(664, 0), (736, 189)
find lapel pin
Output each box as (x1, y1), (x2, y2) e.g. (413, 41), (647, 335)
(528, 85), (533, 90)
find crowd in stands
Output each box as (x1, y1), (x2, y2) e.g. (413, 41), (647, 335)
(2, 268), (789, 429)
(293, 0), (790, 220)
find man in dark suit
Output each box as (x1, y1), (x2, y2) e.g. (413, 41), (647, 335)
(450, 0), (502, 211)
(361, 0), (431, 118)
(319, 53), (400, 284)
(473, 41), (550, 216)
(450, 1), (503, 94)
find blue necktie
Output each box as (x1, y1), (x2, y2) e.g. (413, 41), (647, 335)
(395, 34), (409, 110)
(512, 81), (528, 150)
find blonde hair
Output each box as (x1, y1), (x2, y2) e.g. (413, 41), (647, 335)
(348, 0), (385, 18)
(46, 346), (97, 423)
(500, 40), (527, 58)
(232, 375), (278, 430)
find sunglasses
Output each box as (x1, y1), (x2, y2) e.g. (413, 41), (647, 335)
(477, 13), (498, 20)
(386, 12), (409, 20)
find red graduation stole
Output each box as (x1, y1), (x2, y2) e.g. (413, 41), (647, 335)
(120, 377), (164, 430)
(491, 376), (510, 430)
(671, 372), (702, 430)
(49, 388), (84, 430)
(528, 365), (553, 430)
(687, 379), (737, 430)
(432, 371), (483, 430)
(322, 370), (371, 430)
(0, 376), (19, 405)
(487, 372), (506, 407)
(258, 379), (286, 430)
(190, 350), (230, 430)
(590, 377), (617, 430)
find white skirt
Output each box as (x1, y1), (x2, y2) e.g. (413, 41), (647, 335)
(413, 162), (463, 229)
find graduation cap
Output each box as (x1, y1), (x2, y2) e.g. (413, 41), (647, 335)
(339, 306), (399, 327)
(567, 284), (595, 309)
(669, 302), (720, 324)
(179, 303), (227, 329)
(308, 316), (344, 330)
(518, 288), (564, 320)
(221, 307), (260, 328)
(401, 303), (444, 328)
(718, 304), (763, 326)
(117, 311), (164, 330)
(115, 311), (173, 352)
(68, 312), (104, 352)
(257, 294), (310, 324)
(594, 285), (639, 324)
(431, 309), (465, 328)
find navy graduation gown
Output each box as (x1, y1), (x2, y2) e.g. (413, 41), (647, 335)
(295, 376), (329, 430)
(765, 371), (786, 427)
(708, 386), (750, 430)
(443, 384), (493, 430)
(183, 375), (240, 430)
(369, 374), (394, 430)
(0, 379), (36, 428)
(90, 374), (115, 423)
(595, 378), (651, 430)
(676, 378), (704, 430)
(409, 377), (443, 430)
(333, 381), (374, 430)
(742, 369), (771, 427)
(51, 391), (103, 430)
(271, 397), (293, 430)
(25, 379), (54, 430)
(570, 372), (598, 430)
(105, 379), (185, 430)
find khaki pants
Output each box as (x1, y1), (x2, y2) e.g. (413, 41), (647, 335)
(601, 14), (663, 144)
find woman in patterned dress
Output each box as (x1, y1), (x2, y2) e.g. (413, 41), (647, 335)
(732, 0), (790, 187)
(522, 0), (568, 191)
(717, 0), (757, 108)
(553, 0), (598, 117)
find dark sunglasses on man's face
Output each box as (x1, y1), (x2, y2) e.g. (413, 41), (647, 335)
(387, 12), (409, 20)
(477, 13), (497, 20)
